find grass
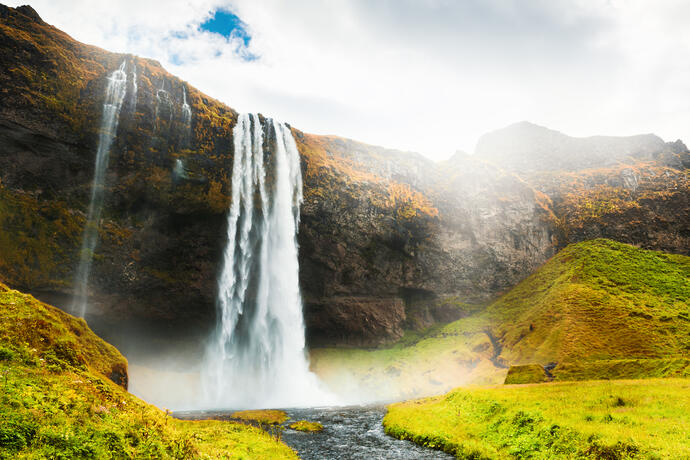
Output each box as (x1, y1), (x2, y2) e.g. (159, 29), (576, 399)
(288, 421), (324, 433)
(311, 239), (690, 397)
(384, 378), (690, 459)
(0, 282), (297, 459)
(504, 365), (549, 385)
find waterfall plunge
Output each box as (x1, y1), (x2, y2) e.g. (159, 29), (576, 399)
(71, 61), (128, 318)
(202, 113), (333, 409)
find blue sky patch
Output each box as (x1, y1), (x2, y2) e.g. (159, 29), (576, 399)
(201, 9), (251, 46)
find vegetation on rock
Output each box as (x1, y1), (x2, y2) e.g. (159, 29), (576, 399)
(489, 238), (690, 372)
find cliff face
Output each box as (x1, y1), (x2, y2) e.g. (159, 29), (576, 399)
(0, 4), (236, 343)
(0, 5), (688, 352)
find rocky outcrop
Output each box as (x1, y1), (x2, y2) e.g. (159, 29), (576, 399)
(0, 5), (688, 352)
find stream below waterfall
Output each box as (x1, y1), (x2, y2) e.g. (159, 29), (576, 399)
(176, 405), (452, 459)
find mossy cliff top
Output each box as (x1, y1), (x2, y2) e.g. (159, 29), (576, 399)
(503, 364), (550, 384)
(0, 280), (297, 459)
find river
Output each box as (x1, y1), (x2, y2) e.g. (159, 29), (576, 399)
(176, 404), (452, 459)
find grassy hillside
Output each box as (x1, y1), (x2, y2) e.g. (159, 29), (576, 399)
(490, 238), (690, 369)
(0, 282), (297, 459)
(311, 239), (690, 398)
(384, 378), (690, 459)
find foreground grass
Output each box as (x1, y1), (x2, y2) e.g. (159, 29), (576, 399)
(384, 378), (690, 459)
(0, 282), (297, 459)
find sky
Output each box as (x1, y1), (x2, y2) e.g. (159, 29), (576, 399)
(7, 0), (690, 160)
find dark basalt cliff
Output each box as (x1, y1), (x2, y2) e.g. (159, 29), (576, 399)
(1, 5), (688, 352)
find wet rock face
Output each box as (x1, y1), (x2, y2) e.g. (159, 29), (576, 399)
(0, 5), (688, 350)
(305, 297), (406, 347)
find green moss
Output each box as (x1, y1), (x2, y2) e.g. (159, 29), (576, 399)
(384, 378), (690, 459)
(0, 281), (126, 381)
(288, 420), (324, 432)
(0, 187), (82, 290)
(553, 358), (690, 381)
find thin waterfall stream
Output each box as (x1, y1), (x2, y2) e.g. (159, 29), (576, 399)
(71, 60), (129, 318)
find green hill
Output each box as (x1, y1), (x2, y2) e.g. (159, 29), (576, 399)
(311, 239), (690, 398)
(0, 282), (297, 459)
(490, 238), (690, 379)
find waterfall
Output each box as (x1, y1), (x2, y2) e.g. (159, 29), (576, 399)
(181, 87), (192, 148)
(70, 61), (128, 318)
(129, 62), (138, 110)
(155, 81), (170, 122)
(202, 113), (333, 409)
(181, 87), (191, 126)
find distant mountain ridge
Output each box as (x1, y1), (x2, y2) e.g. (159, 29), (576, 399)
(475, 121), (686, 172)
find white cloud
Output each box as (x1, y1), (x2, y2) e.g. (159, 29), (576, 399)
(6, 0), (690, 159)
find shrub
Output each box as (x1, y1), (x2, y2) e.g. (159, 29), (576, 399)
(0, 418), (37, 451)
(0, 347), (14, 362)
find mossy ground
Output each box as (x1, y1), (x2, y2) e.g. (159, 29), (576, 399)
(384, 378), (690, 459)
(288, 421), (324, 433)
(311, 239), (690, 399)
(231, 410), (289, 425)
(0, 282), (297, 459)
